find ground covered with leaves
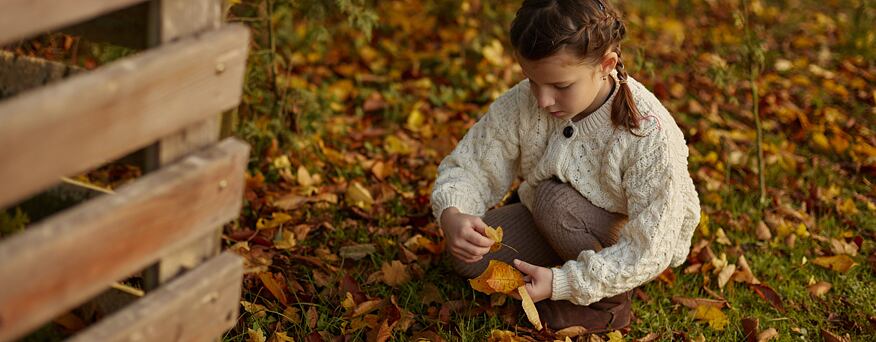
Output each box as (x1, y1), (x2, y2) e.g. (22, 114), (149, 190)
(221, 1), (875, 341)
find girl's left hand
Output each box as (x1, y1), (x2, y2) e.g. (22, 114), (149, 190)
(510, 259), (553, 302)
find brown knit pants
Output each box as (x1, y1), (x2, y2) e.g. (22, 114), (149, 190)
(448, 178), (630, 330)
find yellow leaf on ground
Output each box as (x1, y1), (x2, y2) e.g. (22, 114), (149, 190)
(488, 329), (527, 342)
(518, 285), (543, 330)
(469, 260), (524, 294)
(406, 102), (427, 132)
(606, 330), (624, 342)
(381, 260), (411, 287)
(485, 226), (504, 252)
(811, 255), (857, 273)
(247, 328), (266, 342)
(346, 181), (374, 210)
(384, 134), (413, 155)
(256, 212), (293, 230)
(258, 272), (288, 305)
(693, 305), (729, 330)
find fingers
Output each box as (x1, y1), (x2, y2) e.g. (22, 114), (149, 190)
(513, 259), (534, 275)
(465, 226), (495, 248)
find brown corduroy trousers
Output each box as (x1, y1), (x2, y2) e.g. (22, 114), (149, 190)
(448, 178), (632, 330)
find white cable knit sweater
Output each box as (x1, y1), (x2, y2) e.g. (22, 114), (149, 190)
(431, 74), (701, 305)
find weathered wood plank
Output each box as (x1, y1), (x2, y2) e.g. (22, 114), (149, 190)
(0, 0), (146, 46)
(0, 50), (83, 100)
(0, 24), (250, 209)
(0, 138), (249, 342)
(69, 252), (243, 342)
(141, 0), (226, 291)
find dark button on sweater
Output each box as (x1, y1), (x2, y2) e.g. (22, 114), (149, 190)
(563, 126), (574, 138)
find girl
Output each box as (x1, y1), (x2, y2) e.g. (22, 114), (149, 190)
(431, 0), (701, 332)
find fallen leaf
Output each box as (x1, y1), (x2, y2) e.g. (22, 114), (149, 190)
(346, 181), (375, 210)
(271, 332), (295, 342)
(555, 326), (589, 339)
(606, 331), (624, 342)
(352, 299), (384, 317)
(469, 260), (525, 294)
(518, 285), (543, 330)
(717, 264), (736, 289)
(485, 226), (504, 252)
(715, 228), (732, 245)
(755, 220), (772, 240)
(248, 328), (266, 342)
(829, 238), (859, 256)
(258, 272), (288, 305)
(635, 332), (660, 342)
(273, 229), (297, 250)
(671, 297), (728, 309)
(811, 255), (858, 273)
(339, 243), (377, 260)
(742, 317), (758, 342)
(52, 312), (86, 332)
(806, 281), (832, 297)
(692, 305), (729, 330)
(241, 301), (267, 318)
(757, 328), (779, 341)
(734, 255), (760, 284)
(282, 306), (301, 324)
(821, 328), (850, 342)
(306, 306), (318, 329)
(382, 260), (411, 287)
(749, 284), (785, 313)
(657, 267), (676, 286)
(488, 329), (527, 342)
(256, 212), (293, 230)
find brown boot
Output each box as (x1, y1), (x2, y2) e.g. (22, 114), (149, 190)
(535, 291), (632, 333)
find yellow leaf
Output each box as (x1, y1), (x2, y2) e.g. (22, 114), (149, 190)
(482, 39), (506, 66)
(256, 212), (292, 230)
(247, 328), (266, 342)
(240, 301), (267, 318)
(812, 131), (830, 151)
(469, 260), (524, 294)
(272, 155), (291, 170)
(345, 181), (374, 210)
(485, 226), (504, 252)
(274, 230), (297, 250)
(488, 329), (527, 342)
(271, 332), (295, 342)
(297, 166), (315, 187)
(406, 102), (426, 133)
(518, 285), (543, 330)
(384, 134), (413, 155)
(606, 330), (624, 342)
(693, 305), (728, 330)
(836, 198), (859, 217)
(381, 260), (411, 287)
(258, 272), (288, 305)
(811, 255), (857, 273)
(342, 292), (356, 311)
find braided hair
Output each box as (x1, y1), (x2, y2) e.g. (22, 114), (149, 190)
(510, 0), (642, 131)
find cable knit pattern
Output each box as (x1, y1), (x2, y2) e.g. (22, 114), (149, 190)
(431, 73), (701, 305)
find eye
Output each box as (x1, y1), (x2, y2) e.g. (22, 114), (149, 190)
(555, 83), (573, 90)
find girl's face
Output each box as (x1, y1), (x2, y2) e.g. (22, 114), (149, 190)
(518, 49), (617, 121)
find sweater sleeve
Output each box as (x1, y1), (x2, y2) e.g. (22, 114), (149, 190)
(550, 134), (687, 305)
(431, 87), (522, 224)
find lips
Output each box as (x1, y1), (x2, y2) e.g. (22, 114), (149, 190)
(549, 111), (564, 117)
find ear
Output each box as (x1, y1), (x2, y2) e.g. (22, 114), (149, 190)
(600, 51), (619, 75)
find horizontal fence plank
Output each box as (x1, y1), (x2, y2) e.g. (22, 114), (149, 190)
(0, 24), (249, 209)
(69, 252), (243, 342)
(0, 0), (146, 46)
(0, 138), (249, 342)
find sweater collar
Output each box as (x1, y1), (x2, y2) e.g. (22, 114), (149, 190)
(568, 70), (620, 134)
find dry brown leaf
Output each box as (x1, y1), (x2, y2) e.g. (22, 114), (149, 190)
(485, 226), (504, 252)
(734, 255), (760, 284)
(283, 306), (301, 324)
(807, 281), (832, 297)
(247, 328), (266, 342)
(488, 329), (528, 342)
(829, 238), (859, 256)
(306, 306), (318, 329)
(811, 255), (858, 273)
(339, 243), (377, 260)
(755, 220), (772, 240)
(555, 326), (589, 339)
(757, 328), (779, 342)
(671, 297), (727, 309)
(715, 228), (732, 245)
(352, 299), (384, 317)
(821, 328), (851, 342)
(518, 285), (543, 330)
(635, 332), (660, 342)
(381, 260), (411, 287)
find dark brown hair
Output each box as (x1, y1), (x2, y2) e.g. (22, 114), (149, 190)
(510, 0), (641, 131)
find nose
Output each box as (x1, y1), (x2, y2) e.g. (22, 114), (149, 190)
(534, 87), (555, 109)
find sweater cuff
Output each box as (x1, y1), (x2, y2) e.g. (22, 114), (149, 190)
(431, 191), (482, 228)
(550, 267), (573, 301)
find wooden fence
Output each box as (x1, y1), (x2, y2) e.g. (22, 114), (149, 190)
(0, 0), (251, 340)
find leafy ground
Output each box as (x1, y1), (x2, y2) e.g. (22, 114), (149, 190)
(219, 0), (876, 341)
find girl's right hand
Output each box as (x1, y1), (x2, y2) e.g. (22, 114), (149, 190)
(440, 207), (495, 263)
